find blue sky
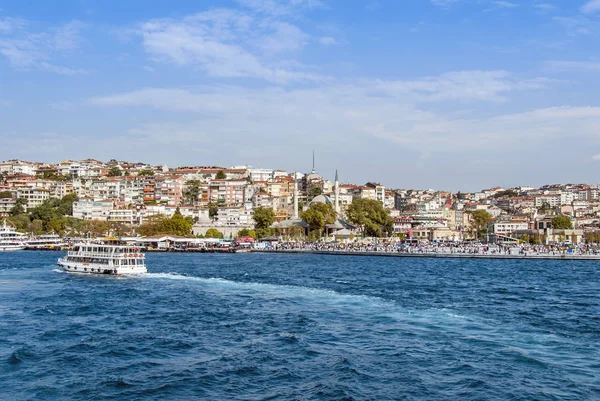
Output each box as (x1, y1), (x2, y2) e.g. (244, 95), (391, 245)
(1, 0), (600, 191)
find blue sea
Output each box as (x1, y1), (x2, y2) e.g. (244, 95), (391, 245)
(1, 251), (599, 400)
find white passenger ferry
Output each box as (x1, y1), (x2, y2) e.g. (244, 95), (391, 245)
(57, 243), (147, 275)
(26, 233), (68, 250)
(0, 220), (26, 252)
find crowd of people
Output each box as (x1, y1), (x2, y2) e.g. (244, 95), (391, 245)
(261, 240), (600, 257)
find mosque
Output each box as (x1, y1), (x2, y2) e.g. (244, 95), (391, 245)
(271, 168), (356, 240)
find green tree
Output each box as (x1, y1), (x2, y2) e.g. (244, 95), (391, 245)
(160, 212), (193, 236)
(469, 209), (494, 239)
(57, 193), (78, 216)
(137, 169), (155, 176)
(205, 228), (224, 238)
(215, 170), (227, 179)
(138, 212), (193, 236)
(0, 191), (12, 198)
(253, 207), (275, 230)
(207, 201), (219, 218)
(552, 215), (573, 230)
(37, 172), (69, 181)
(6, 214), (29, 232)
(237, 228), (257, 239)
(346, 198), (394, 237)
(63, 217), (87, 236)
(107, 166), (122, 177)
(301, 202), (336, 235)
(86, 220), (110, 237)
(538, 201), (552, 212)
(108, 221), (129, 237)
(256, 227), (275, 239)
(9, 198), (27, 216)
(28, 219), (44, 235)
(492, 189), (519, 199)
(184, 180), (201, 206)
(585, 231), (600, 243)
(47, 217), (66, 235)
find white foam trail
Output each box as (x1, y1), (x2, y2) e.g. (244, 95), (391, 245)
(145, 272), (390, 308)
(52, 269), (64, 274)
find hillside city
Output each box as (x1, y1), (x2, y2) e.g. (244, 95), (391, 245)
(0, 158), (596, 245)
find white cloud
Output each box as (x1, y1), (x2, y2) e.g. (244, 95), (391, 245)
(492, 1), (517, 8)
(135, 9), (323, 83)
(592, 153), (600, 161)
(319, 36), (339, 45)
(534, 3), (558, 13)
(553, 16), (592, 36)
(0, 17), (25, 33)
(544, 60), (600, 72)
(0, 18), (86, 73)
(52, 20), (84, 51)
(581, 0), (600, 14)
(88, 70), (555, 156)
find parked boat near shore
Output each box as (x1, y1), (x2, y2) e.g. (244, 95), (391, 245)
(26, 233), (68, 250)
(0, 221), (26, 252)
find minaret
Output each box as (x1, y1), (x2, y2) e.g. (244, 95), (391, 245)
(293, 173), (299, 219)
(311, 150), (315, 174)
(334, 169), (340, 214)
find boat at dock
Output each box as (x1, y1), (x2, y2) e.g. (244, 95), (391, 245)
(0, 220), (26, 252)
(26, 233), (68, 250)
(57, 243), (147, 275)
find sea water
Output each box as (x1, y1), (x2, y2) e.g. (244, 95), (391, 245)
(1, 251), (599, 400)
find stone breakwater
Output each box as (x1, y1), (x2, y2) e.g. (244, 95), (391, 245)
(254, 249), (600, 260)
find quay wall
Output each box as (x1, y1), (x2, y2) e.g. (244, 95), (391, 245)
(252, 249), (600, 261)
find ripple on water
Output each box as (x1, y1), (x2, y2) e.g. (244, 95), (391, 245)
(1, 251), (599, 400)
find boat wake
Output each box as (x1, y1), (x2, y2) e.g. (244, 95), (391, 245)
(144, 272), (564, 352)
(145, 272), (390, 308)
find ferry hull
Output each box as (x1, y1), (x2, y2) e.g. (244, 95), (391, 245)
(57, 259), (147, 275)
(0, 245), (26, 252)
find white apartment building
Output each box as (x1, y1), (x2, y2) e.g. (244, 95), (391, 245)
(13, 164), (36, 176)
(217, 206), (254, 226)
(108, 209), (138, 225)
(73, 199), (114, 220)
(50, 181), (74, 199)
(0, 198), (16, 217)
(249, 168), (274, 182)
(555, 192), (574, 205)
(17, 188), (50, 208)
(416, 199), (441, 212)
(534, 194), (561, 208)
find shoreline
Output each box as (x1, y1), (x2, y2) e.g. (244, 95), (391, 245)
(16, 248), (600, 260)
(251, 249), (600, 261)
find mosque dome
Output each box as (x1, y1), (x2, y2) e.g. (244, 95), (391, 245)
(308, 194), (333, 206)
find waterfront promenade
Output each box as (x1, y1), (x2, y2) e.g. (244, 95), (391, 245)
(255, 249), (600, 260)
(254, 243), (600, 261)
